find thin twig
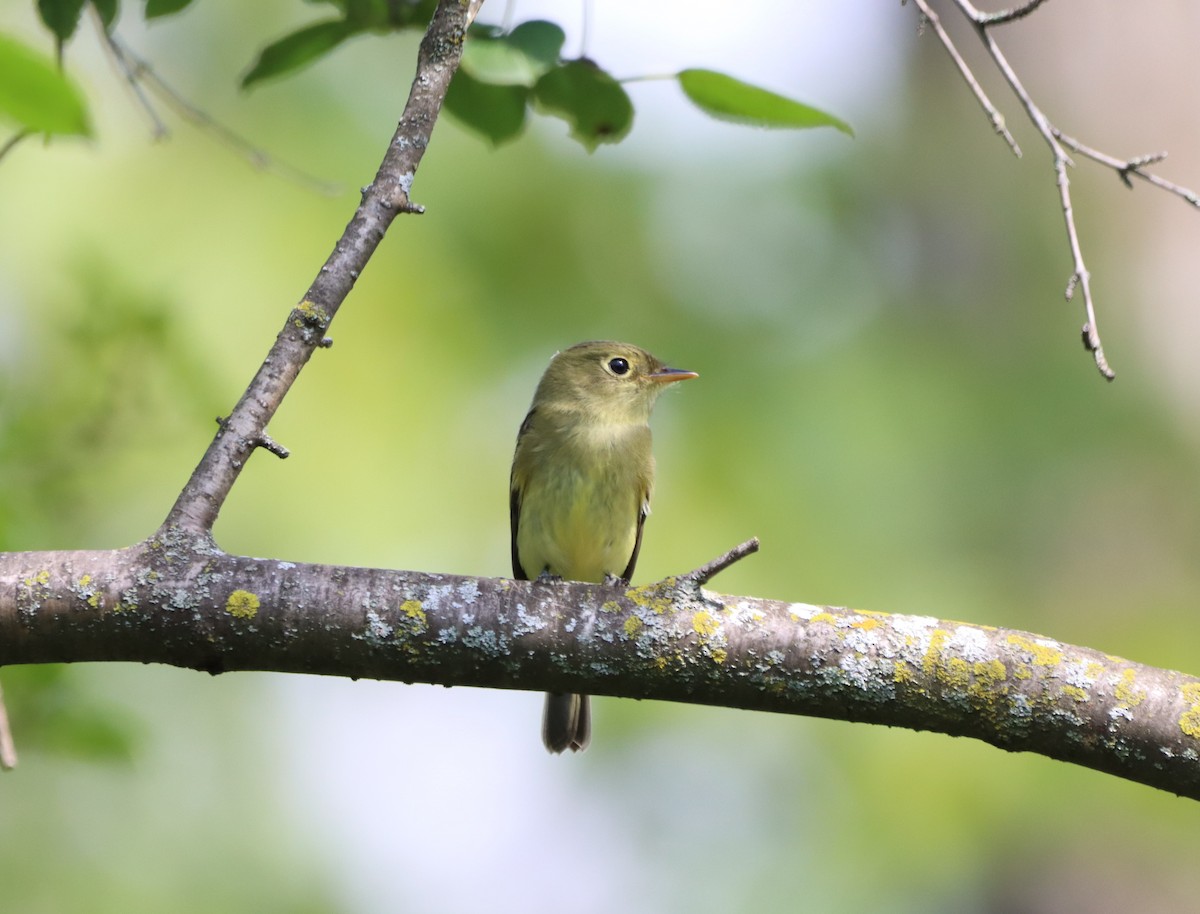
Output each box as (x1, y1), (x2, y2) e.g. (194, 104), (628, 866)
(683, 538), (761, 587)
(908, 0), (1021, 156)
(979, 0), (1053, 26)
(0, 680), (17, 771)
(912, 0), (1164, 379)
(93, 10), (169, 140)
(163, 0), (473, 534)
(0, 130), (32, 164)
(95, 14), (340, 195)
(957, 2), (1115, 379)
(1053, 130), (1200, 207)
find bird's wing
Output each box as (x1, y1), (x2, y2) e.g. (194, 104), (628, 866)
(510, 409), (535, 580)
(620, 491), (650, 582)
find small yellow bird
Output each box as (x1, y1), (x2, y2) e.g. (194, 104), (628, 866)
(510, 341), (697, 752)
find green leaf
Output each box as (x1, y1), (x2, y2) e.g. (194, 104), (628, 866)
(313, 0), (436, 30)
(677, 68), (853, 136)
(0, 32), (90, 135)
(445, 68), (527, 146)
(241, 19), (359, 89)
(91, 0), (120, 30)
(37, 0), (87, 46)
(144, 0), (194, 19)
(533, 59), (632, 151)
(461, 19), (565, 87)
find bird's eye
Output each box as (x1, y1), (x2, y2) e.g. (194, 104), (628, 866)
(607, 357), (630, 376)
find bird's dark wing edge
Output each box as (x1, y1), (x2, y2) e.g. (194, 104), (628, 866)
(510, 409), (535, 581)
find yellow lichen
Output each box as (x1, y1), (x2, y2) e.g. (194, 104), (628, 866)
(627, 585), (673, 615)
(710, 648), (728, 664)
(808, 612), (837, 626)
(400, 599), (426, 627)
(654, 656), (668, 671)
(294, 300), (331, 328)
(225, 590), (260, 620)
(1114, 668), (1146, 708)
(1006, 634), (1063, 667)
(894, 660), (915, 684)
(23, 569), (50, 588)
(850, 617), (880, 631)
(692, 611), (719, 637)
(1013, 664), (1032, 681)
(967, 659), (1008, 705)
(624, 615), (643, 636)
(1061, 685), (1088, 702)
(922, 629), (949, 679)
(601, 600), (622, 614)
(944, 657), (970, 689)
(1180, 683), (1200, 739)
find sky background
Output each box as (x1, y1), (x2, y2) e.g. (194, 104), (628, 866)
(3, 2), (1200, 912)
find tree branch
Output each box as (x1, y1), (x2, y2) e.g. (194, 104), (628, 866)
(162, 0), (476, 535)
(1, 541), (1198, 799)
(909, 0), (1200, 381)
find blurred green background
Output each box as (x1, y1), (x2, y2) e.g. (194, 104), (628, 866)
(3, 1), (1200, 912)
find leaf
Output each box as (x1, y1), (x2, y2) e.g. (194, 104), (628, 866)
(241, 19), (359, 89)
(91, 0), (120, 30)
(533, 59), (632, 151)
(144, 0), (194, 19)
(0, 32), (90, 136)
(444, 68), (527, 146)
(461, 19), (565, 87)
(677, 68), (853, 136)
(36, 0), (87, 46)
(311, 0), (436, 30)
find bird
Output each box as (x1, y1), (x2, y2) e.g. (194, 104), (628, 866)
(509, 341), (697, 752)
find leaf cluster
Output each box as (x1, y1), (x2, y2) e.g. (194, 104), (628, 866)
(4, 0), (852, 150)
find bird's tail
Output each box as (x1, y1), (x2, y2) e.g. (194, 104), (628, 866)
(542, 692), (591, 753)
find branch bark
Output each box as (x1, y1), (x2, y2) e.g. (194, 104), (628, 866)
(2, 540), (1199, 799)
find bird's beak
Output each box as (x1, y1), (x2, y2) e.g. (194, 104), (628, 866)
(648, 367), (699, 384)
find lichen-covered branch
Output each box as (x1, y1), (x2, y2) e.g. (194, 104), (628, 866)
(162, 0), (475, 535)
(2, 540), (1198, 800)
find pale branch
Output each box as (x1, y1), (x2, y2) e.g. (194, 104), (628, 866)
(910, 0), (1200, 380)
(908, 0), (1021, 156)
(1052, 131), (1200, 208)
(96, 13), (339, 193)
(680, 537), (760, 588)
(161, 0), (476, 536)
(0, 681), (16, 770)
(1, 540), (1199, 799)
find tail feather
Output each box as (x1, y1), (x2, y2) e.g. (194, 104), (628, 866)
(542, 692), (591, 753)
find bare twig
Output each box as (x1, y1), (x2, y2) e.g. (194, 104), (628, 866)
(255, 434), (290, 460)
(683, 538), (761, 587)
(0, 680), (16, 770)
(94, 13), (340, 194)
(163, 0), (474, 534)
(912, 0), (1200, 380)
(908, 0), (1021, 156)
(92, 9), (169, 140)
(978, 0), (1052, 26)
(1053, 131), (1200, 207)
(0, 131), (33, 164)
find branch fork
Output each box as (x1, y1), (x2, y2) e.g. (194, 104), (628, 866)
(909, 0), (1200, 380)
